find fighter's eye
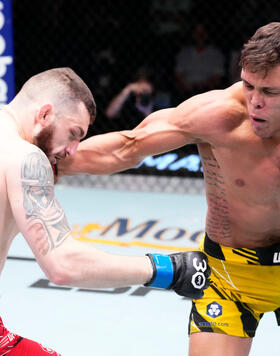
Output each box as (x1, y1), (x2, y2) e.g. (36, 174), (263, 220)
(243, 82), (253, 90)
(70, 130), (78, 140)
(263, 89), (279, 96)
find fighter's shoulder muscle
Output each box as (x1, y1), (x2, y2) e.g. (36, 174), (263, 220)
(2, 137), (48, 176)
(168, 82), (247, 143)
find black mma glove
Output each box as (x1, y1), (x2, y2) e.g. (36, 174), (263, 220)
(145, 251), (210, 299)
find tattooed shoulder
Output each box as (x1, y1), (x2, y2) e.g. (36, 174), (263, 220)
(21, 150), (70, 255)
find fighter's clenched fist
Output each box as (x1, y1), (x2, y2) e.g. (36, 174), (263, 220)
(145, 251), (210, 298)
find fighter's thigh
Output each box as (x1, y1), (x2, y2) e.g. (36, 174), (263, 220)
(8, 337), (61, 355)
(189, 332), (252, 356)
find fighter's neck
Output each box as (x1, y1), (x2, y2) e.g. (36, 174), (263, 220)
(1, 105), (32, 142)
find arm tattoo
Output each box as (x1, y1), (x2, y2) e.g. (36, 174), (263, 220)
(21, 151), (70, 255)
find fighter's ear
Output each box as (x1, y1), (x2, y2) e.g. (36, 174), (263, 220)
(35, 104), (52, 127)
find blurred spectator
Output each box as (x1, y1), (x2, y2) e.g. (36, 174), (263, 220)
(228, 28), (253, 84)
(150, 0), (192, 38)
(93, 48), (117, 101)
(105, 67), (157, 129)
(174, 22), (225, 102)
(228, 48), (242, 85)
(85, 46), (118, 138)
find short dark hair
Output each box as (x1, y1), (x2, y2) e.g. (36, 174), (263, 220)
(52, 67), (96, 124)
(240, 22), (280, 75)
(24, 67), (96, 124)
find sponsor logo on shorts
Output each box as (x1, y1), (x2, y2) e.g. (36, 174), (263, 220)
(207, 301), (222, 318)
(39, 344), (56, 354)
(273, 252), (280, 264)
(198, 321), (229, 327)
(7, 333), (15, 342)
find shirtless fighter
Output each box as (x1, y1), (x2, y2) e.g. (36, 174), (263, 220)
(57, 23), (280, 356)
(0, 67), (209, 355)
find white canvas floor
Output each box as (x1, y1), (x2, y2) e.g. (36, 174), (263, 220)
(1, 185), (279, 355)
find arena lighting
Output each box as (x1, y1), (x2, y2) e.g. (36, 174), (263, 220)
(0, 0), (14, 107)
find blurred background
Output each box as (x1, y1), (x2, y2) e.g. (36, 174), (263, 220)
(9, 0), (280, 183)
(1, 3), (280, 355)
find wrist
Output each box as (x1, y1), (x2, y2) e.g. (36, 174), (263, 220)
(144, 253), (174, 289)
(145, 255), (154, 284)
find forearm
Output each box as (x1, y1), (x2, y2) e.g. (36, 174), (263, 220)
(57, 131), (143, 177)
(50, 238), (152, 288)
(46, 237), (210, 300)
(57, 107), (192, 178)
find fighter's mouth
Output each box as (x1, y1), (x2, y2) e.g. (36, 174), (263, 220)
(251, 116), (266, 122)
(253, 117), (265, 122)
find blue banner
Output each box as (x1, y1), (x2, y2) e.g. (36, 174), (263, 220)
(0, 0), (14, 105)
(128, 146), (203, 178)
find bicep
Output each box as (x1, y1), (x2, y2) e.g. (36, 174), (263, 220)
(7, 149), (71, 269)
(120, 104), (206, 158)
(58, 132), (133, 175)
(119, 107), (199, 158)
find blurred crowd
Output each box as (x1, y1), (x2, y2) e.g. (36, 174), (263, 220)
(12, 0), (280, 138)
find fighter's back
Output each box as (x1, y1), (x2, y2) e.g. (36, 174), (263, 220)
(0, 111), (30, 271)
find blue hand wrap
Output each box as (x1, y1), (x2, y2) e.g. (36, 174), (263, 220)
(148, 253), (174, 289)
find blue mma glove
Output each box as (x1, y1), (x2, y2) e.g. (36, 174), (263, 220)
(145, 251), (210, 298)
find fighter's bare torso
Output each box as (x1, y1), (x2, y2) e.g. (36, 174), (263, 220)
(198, 82), (280, 248)
(0, 114), (23, 270)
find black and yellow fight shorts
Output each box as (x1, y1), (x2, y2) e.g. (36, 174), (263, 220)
(189, 233), (280, 337)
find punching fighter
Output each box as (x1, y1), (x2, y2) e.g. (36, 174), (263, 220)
(57, 23), (280, 356)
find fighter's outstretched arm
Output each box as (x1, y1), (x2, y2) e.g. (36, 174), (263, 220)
(57, 107), (188, 177)
(58, 87), (241, 177)
(6, 144), (210, 297)
(7, 144), (151, 287)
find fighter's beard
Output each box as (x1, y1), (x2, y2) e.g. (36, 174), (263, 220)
(34, 125), (54, 160)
